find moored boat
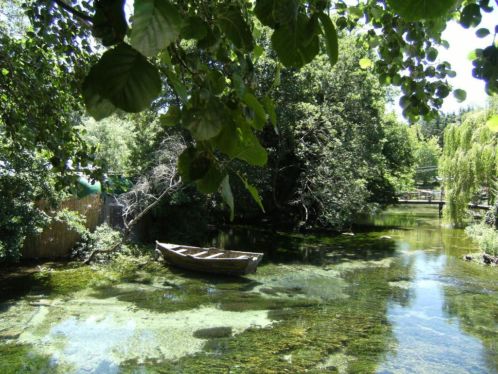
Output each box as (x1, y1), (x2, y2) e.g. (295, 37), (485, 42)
(155, 241), (264, 276)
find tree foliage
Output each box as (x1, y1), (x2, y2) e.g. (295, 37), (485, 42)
(440, 101), (498, 225)
(228, 38), (414, 229)
(23, 0), (497, 216)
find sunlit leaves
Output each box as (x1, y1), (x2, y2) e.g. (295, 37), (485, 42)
(387, 0), (457, 21)
(486, 115), (498, 133)
(359, 58), (373, 69)
(318, 13), (338, 67)
(82, 43), (161, 117)
(131, 0), (182, 56)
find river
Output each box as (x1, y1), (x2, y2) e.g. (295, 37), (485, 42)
(0, 206), (497, 373)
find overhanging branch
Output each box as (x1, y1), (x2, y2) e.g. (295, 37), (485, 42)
(52, 0), (93, 24)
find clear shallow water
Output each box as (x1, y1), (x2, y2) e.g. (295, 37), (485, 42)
(1, 205), (497, 373)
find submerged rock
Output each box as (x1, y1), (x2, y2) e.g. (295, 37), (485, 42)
(193, 327), (232, 339)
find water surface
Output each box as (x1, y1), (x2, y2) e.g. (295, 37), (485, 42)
(1, 206), (497, 373)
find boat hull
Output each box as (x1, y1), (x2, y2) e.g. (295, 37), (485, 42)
(155, 242), (263, 276)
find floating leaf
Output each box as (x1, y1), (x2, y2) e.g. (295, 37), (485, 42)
(131, 0), (182, 56)
(453, 89), (467, 102)
(387, 0), (457, 21)
(318, 12), (338, 67)
(486, 115), (498, 132)
(220, 175), (235, 221)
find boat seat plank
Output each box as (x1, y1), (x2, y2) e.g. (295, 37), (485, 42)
(234, 255), (249, 259)
(176, 248), (188, 254)
(205, 253), (224, 259)
(192, 251), (208, 257)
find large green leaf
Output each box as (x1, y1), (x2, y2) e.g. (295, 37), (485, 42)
(181, 16), (208, 40)
(196, 165), (225, 194)
(82, 67), (116, 120)
(387, 0), (457, 21)
(271, 14), (319, 68)
(131, 0), (182, 56)
(453, 89), (467, 103)
(254, 0), (298, 28)
(183, 99), (226, 141)
(214, 117), (268, 166)
(243, 92), (267, 129)
(92, 0), (128, 46)
(218, 7), (254, 52)
(85, 43), (161, 113)
(238, 174), (265, 213)
(178, 148), (212, 183)
(220, 175), (235, 221)
(262, 96), (277, 128)
(318, 13), (338, 67)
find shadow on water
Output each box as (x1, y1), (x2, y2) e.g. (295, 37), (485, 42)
(206, 225), (398, 267)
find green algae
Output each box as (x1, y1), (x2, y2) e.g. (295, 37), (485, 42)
(0, 343), (53, 374)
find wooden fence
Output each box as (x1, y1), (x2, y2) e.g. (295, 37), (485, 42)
(22, 195), (103, 259)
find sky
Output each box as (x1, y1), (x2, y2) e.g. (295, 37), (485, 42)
(439, 8), (497, 113)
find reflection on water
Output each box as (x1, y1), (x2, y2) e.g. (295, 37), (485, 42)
(0, 205), (497, 373)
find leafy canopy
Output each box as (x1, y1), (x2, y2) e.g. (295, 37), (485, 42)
(21, 0), (498, 216)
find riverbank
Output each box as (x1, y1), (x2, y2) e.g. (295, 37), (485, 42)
(1, 206), (497, 373)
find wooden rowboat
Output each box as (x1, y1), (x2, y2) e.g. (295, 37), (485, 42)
(155, 241), (264, 276)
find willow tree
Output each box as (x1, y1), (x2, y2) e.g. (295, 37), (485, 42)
(440, 103), (498, 225)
